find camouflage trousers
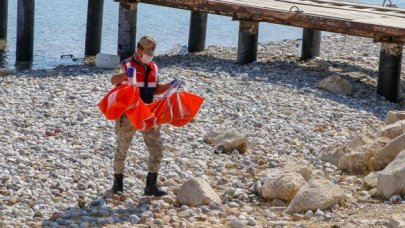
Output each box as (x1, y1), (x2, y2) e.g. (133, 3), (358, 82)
(113, 114), (163, 174)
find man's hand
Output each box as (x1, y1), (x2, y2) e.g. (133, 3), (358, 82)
(155, 79), (182, 95)
(111, 72), (128, 85)
(170, 79), (182, 88)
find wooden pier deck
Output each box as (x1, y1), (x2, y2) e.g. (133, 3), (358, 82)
(137, 0), (405, 42)
(116, 0), (402, 102)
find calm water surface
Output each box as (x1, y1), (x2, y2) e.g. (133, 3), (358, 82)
(0, 0), (403, 69)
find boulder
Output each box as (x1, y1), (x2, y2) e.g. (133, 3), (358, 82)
(260, 172), (306, 202)
(371, 133), (405, 171)
(176, 178), (221, 207)
(377, 150), (405, 199)
(319, 144), (347, 167)
(284, 178), (346, 214)
(386, 110), (405, 125)
(318, 75), (353, 96)
(379, 120), (405, 140)
(337, 137), (388, 174)
(203, 128), (248, 154)
(346, 134), (374, 148)
(363, 172), (379, 189)
(389, 214), (405, 228)
(282, 161), (313, 181)
(320, 134), (373, 167)
(339, 151), (371, 174)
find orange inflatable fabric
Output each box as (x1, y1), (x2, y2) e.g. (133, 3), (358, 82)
(98, 84), (140, 120)
(147, 91), (204, 127)
(99, 85), (204, 130)
(125, 99), (157, 130)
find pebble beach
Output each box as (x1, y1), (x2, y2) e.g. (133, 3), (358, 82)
(0, 34), (404, 227)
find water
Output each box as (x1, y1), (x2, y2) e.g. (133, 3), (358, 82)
(0, 0), (403, 69)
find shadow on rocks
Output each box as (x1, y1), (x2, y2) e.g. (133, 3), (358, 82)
(15, 49), (403, 119)
(12, 64), (111, 78)
(41, 196), (152, 227)
(155, 51), (402, 120)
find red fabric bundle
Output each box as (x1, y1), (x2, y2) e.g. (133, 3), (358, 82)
(99, 85), (204, 130)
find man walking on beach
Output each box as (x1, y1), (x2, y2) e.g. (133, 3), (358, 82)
(110, 36), (179, 197)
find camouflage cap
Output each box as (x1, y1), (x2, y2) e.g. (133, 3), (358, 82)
(138, 36), (157, 56)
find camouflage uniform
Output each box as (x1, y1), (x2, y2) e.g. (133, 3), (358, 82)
(113, 64), (163, 174)
(114, 115), (163, 174)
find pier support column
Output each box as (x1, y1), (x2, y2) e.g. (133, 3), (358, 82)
(188, 11), (208, 52)
(377, 42), (403, 102)
(301, 28), (321, 60)
(237, 20), (259, 64)
(85, 0), (104, 56)
(0, 48), (5, 68)
(117, 1), (137, 60)
(16, 0), (35, 63)
(0, 0), (8, 40)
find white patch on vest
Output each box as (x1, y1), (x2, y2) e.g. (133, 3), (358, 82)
(136, 82), (156, 88)
(132, 68), (137, 85)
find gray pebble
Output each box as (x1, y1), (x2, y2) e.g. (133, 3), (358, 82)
(314, 209), (325, 217)
(247, 217), (256, 226)
(390, 194), (403, 204)
(304, 210), (313, 218)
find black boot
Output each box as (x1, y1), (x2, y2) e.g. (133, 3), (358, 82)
(144, 173), (167, 197)
(112, 174), (124, 194)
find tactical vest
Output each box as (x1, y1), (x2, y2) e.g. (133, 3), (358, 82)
(122, 56), (158, 104)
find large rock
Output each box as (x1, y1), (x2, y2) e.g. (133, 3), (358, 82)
(284, 178), (346, 214)
(377, 150), (405, 199)
(203, 128), (248, 154)
(176, 178), (221, 207)
(319, 144), (347, 167)
(318, 75), (353, 96)
(379, 120), (405, 140)
(282, 161), (312, 181)
(371, 133), (405, 171)
(320, 134), (373, 167)
(364, 172), (379, 189)
(260, 172), (306, 202)
(389, 214), (405, 228)
(339, 151), (372, 174)
(386, 110), (405, 125)
(337, 137), (388, 174)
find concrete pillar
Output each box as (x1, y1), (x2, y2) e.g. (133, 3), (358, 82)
(85, 0), (104, 56)
(16, 0), (35, 63)
(188, 11), (208, 52)
(377, 42), (403, 102)
(0, 0), (8, 40)
(117, 1), (137, 60)
(301, 28), (321, 60)
(237, 20), (259, 64)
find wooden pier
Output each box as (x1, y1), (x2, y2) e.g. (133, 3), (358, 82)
(115, 0), (405, 102)
(0, 0), (7, 40)
(4, 0), (405, 102)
